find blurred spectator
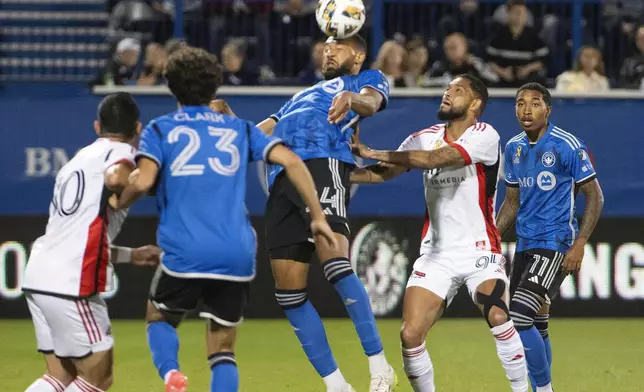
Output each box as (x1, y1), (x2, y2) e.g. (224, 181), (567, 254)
(107, 0), (166, 44)
(486, 0), (548, 87)
(273, 0), (319, 77)
(137, 43), (168, 86)
(427, 32), (498, 87)
(619, 25), (644, 89)
(221, 39), (260, 86)
(492, 0), (535, 28)
(402, 38), (429, 87)
(602, 0), (644, 77)
(372, 40), (406, 88)
(297, 40), (324, 86)
(437, 0), (491, 44)
(91, 38), (142, 86)
(555, 46), (609, 92)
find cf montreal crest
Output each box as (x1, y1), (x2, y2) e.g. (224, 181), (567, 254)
(541, 151), (556, 167)
(349, 222), (409, 316)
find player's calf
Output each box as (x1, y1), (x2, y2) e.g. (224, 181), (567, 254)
(66, 349), (114, 391)
(145, 301), (183, 385)
(207, 321), (239, 392)
(25, 355), (76, 392)
(475, 279), (529, 392)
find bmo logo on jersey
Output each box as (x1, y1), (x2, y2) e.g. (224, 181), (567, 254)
(537, 171), (557, 191)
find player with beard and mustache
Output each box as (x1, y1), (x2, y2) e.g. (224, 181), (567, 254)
(214, 35), (396, 392)
(350, 74), (530, 392)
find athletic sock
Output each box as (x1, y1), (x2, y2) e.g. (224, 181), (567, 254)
(26, 375), (65, 392)
(402, 342), (435, 392)
(147, 321), (180, 381)
(491, 320), (529, 392)
(322, 257), (386, 373)
(209, 352), (239, 392)
(64, 378), (104, 392)
(275, 289), (343, 381)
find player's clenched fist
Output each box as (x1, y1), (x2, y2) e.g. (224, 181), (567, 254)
(131, 245), (162, 267)
(310, 219), (338, 250)
(328, 91), (353, 124)
(210, 99), (236, 116)
(562, 240), (585, 274)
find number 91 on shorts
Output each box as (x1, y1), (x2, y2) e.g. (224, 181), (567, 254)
(407, 251), (508, 307)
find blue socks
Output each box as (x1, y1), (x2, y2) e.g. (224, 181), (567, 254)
(518, 326), (551, 388)
(209, 352), (239, 392)
(275, 289), (338, 377)
(529, 314), (553, 391)
(322, 257), (383, 356)
(147, 321), (180, 380)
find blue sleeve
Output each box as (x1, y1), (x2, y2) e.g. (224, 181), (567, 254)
(246, 121), (283, 162)
(564, 141), (597, 184)
(270, 98), (292, 123)
(358, 69), (390, 110)
(504, 143), (519, 187)
(136, 122), (164, 167)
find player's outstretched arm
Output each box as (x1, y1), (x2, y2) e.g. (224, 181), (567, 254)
(267, 144), (337, 248)
(355, 142), (465, 170)
(562, 179), (604, 274)
(110, 245), (161, 267)
(496, 186), (520, 237)
(104, 162), (135, 194)
(350, 163), (406, 184)
(113, 158), (159, 209)
(328, 89), (383, 124)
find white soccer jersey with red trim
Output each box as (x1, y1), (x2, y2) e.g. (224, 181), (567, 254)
(398, 122), (502, 254)
(23, 138), (135, 297)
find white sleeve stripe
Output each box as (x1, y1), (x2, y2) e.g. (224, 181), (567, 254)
(553, 127), (581, 148)
(507, 132), (526, 144)
(550, 133), (575, 150)
(262, 138), (283, 162)
(576, 172), (596, 184)
(552, 129), (580, 149)
(505, 179), (519, 184)
(135, 152), (161, 167)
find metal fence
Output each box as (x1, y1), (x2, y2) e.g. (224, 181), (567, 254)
(0, 0), (641, 86)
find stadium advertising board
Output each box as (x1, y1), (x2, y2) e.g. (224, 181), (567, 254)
(0, 91), (641, 216)
(1, 217), (642, 319)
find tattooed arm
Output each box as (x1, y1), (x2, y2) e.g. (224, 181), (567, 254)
(496, 186), (520, 238)
(355, 143), (466, 170)
(350, 162), (407, 184)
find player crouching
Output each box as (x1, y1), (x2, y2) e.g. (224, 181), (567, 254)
(22, 93), (161, 392)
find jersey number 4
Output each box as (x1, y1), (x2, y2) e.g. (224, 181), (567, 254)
(168, 126), (240, 177)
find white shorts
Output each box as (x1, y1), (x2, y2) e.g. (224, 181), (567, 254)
(406, 251), (508, 306)
(26, 292), (114, 359)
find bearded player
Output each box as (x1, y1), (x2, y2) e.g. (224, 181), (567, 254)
(350, 75), (530, 392)
(220, 35), (395, 392)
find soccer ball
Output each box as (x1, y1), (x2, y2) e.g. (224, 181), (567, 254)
(316, 0), (366, 39)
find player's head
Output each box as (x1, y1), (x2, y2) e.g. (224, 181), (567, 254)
(437, 74), (489, 121)
(165, 46), (222, 106)
(322, 35), (367, 80)
(515, 82), (552, 132)
(94, 92), (141, 141)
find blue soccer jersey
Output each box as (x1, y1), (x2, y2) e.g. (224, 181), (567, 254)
(266, 69), (390, 187)
(137, 106), (282, 280)
(504, 123), (597, 252)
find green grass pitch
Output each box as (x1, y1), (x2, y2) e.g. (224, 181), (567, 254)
(2, 319), (643, 391)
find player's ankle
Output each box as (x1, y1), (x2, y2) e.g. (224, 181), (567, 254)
(323, 368), (349, 390)
(367, 351), (390, 375)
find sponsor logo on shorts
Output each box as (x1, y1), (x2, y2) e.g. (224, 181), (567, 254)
(349, 222), (409, 316)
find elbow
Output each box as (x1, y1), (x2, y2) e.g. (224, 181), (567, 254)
(104, 175), (124, 193)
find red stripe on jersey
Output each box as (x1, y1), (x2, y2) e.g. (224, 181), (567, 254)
(79, 214), (109, 296)
(450, 143), (472, 165)
(476, 164), (501, 253)
(421, 208), (430, 241)
(411, 125), (442, 137)
(479, 123), (487, 132)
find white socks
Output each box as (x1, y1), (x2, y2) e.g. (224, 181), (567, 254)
(368, 351), (390, 375)
(491, 320), (529, 392)
(64, 378), (104, 392)
(25, 375), (65, 392)
(323, 368), (350, 391)
(402, 342), (435, 392)
(536, 384), (554, 392)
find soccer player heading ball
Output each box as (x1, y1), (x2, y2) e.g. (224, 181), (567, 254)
(496, 83), (604, 392)
(220, 35), (396, 392)
(110, 46), (337, 392)
(351, 74), (531, 392)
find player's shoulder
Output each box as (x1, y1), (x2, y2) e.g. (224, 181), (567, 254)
(407, 124), (445, 143)
(549, 124), (586, 152)
(358, 68), (386, 80)
(505, 131), (527, 149)
(469, 121), (499, 135)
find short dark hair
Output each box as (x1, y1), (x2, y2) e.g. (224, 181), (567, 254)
(456, 74), (489, 114)
(507, 0), (526, 9)
(165, 46), (222, 106)
(516, 82), (552, 106)
(97, 92), (139, 138)
(336, 34), (367, 53)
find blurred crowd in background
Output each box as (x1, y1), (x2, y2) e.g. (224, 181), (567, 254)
(93, 0), (644, 91)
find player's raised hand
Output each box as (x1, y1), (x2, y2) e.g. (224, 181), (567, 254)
(128, 168), (141, 184)
(310, 218), (339, 250)
(131, 245), (162, 267)
(328, 91), (352, 124)
(562, 240), (585, 274)
(210, 99), (236, 117)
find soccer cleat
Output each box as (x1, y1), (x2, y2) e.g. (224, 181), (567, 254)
(369, 365), (398, 392)
(165, 371), (187, 392)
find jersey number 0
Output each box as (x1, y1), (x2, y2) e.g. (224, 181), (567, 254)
(168, 126), (240, 177)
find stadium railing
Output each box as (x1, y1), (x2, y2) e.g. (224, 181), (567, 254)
(0, 0), (631, 84)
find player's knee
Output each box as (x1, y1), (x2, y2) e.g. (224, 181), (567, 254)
(145, 300), (181, 327)
(207, 321), (237, 354)
(100, 374), (114, 390)
(321, 257), (354, 285)
(476, 280), (510, 328)
(487, 306), (510, 327)
(509, 286), (545, 331)
(208, 351), (237, 372)
(400, 321), (425, 348)
(271, 258), (309, 290)
(275, 288), (308, 310)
